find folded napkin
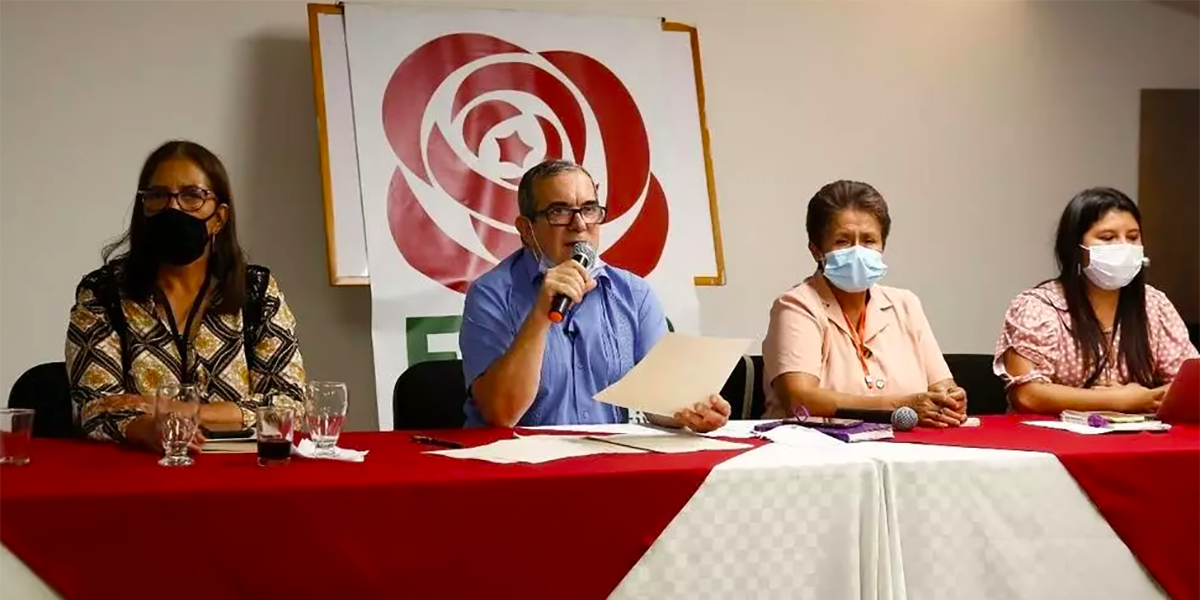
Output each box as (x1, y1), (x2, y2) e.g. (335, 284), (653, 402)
(293, 438), (369, 462)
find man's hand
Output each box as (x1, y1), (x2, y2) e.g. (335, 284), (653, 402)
(537, 259), (597, 315)
(673, 395), (731, 433)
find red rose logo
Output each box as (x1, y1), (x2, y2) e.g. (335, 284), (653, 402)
(381, 33), (669, 293)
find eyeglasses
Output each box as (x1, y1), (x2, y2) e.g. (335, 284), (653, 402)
(535, 203), (607, 226)
(138, 186), (216, 213)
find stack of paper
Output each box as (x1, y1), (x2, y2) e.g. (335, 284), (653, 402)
(201, 440), (257, 454)
(586, 434), (751, 454)
(428, 435), (643, 464)
(428, 432), (752, 464)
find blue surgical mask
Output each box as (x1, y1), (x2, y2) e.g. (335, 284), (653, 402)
(822, 246), (887, 293)
(529, 235), (557, 274)
(526, 220), (600, 274)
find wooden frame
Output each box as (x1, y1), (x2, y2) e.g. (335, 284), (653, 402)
(309, 3), (367, 286)
(662, 20), (726, 286)
(307, 5), (726, 286)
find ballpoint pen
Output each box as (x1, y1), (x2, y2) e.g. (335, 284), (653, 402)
(411, 435), (464, 449)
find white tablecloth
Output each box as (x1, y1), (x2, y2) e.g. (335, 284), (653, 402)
(848, 442), (1167, 600)
(0, 427), (1166, 600)
(0, 543), (58, 600)
(612, 441), (887, 600)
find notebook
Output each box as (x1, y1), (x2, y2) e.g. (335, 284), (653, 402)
(808, 422), (894, 443)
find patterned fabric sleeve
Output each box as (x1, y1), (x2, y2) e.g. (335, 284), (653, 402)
(65, 282), (148, 442)
(993, 291), (1061, 389)
(245, 275), (308, 424)
(1146, 287), (1200, 383)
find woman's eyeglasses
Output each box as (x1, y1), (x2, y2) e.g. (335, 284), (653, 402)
(138, 186), (216, 213)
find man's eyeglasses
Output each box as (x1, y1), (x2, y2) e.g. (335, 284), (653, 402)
(138, 186), (216, 213)
(535, 203), (607, 226)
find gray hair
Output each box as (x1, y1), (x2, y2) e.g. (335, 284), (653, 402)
(516, 160), (595, 219)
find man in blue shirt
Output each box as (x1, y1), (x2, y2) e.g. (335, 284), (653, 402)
(460, 160), (730, 432)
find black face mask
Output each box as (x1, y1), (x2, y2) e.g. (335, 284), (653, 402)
(145, 209), (214, 266)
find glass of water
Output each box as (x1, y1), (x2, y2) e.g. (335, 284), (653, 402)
(306, 381), (347, 456)
(156, 383), (202, 467)
(0, 408), (35, 466)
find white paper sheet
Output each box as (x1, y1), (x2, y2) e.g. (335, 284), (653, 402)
(695, 420), (776, 439)
(294, 439), (370, 462)
(1025, 420), (1171, 435)
(759, 425), (846, 449)
(428, 435), (647, 464)
(521, 423), (665, 435)
(587, 434), (752, 454)
(594, 333), (752, 417)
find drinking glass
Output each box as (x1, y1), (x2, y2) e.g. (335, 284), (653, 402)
(256, 406), (294, 467)
(306, 381), (347, 456)
(0, 408), (35, 466)
(156, 383), (202, 467)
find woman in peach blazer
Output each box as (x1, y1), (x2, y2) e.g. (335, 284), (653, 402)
(762, 180), (967, 428)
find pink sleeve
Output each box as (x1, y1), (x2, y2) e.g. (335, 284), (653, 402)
(1147, 289), (1200, 383)
(993, 292), (1061, 388)
(901, 291), (953, 386)
(762, 292), (824, 387)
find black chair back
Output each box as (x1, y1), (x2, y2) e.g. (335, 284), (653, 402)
(392, 359), (466, 430)
(748, 355), (767, 419)
(718, 355), (769, 420)
(944, 354), (1008, 415)
(7, 361), (75, 438)
(719, 356), (751, 420)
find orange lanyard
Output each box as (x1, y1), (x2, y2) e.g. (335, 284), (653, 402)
(844, 309), (872, 382)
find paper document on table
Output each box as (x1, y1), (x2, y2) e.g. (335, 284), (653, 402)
(428, 435), (646, 464)
(760, 425), (846, 449)
(594, 333), (753, 417)
(588, 433), (752, 454)
(699, 420), (777, 438)
(1025, 420), (1170, 435)
(522, 423), (664, 435)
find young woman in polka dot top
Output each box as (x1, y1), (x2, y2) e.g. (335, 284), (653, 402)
(994, 187), (1199, 414)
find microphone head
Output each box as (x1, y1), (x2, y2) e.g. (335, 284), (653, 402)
(571, 241), (597, 270)
(892, 406), (919, 432)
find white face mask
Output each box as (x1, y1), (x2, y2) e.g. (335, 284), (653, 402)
(1082, 243), (1145, 290)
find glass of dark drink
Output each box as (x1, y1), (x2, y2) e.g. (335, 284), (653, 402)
(0, 408), (34, 466)
(256, 406), (294, 467)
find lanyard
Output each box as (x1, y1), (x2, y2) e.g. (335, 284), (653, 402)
(843, 309), (874, 386)
(156, 278), (211, 384)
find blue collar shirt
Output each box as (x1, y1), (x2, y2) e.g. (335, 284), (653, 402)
(460, 249), (668, 427)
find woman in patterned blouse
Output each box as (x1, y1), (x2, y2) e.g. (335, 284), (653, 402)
(66, 140), (307, 447)
(994, 187), (1199, 414)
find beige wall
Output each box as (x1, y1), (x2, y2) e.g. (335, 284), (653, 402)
(2, 0), (1197, 430)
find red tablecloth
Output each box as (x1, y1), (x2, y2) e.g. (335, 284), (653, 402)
(894, 415), (1200, 600)
(0, 429), (755, 600)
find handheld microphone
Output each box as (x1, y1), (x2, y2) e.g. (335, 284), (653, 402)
(548, 242), (597, 323)
(833, 406), (919, 432)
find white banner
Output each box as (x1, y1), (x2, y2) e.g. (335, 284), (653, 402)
(343, 4), (715, 429)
